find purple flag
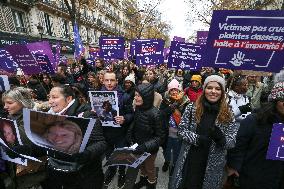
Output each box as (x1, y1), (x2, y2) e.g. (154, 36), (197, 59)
(204, 10), (284, 72)
(74, 22), (85, 59)
(5, 44), (42, 75)
(266, 123), (284, 161)
(163, 48), (170, 60)
(135, 39), (165, 65)
(99, 37), (125, 60)
(196, 31), (209, 45)
(124, 49), (129, 59)
(168, 41), (203, 70)
(0, 49), (18, 73)
(26, 41), (55, 74)
(173, 36), (185, 42)
(54, 42), (61, 67)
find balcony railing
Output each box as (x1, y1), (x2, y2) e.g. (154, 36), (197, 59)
(16, 27), (27, 33)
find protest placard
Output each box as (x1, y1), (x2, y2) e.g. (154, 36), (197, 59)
(99, 37), (125, 60)
(5, 44), (42, 75)
(204, 10), (284, 72)
(267, 123), (284, 161)
(173, 36), (186, 42)
(168, 41), (203, 70)
(23, 109), (96, 155)
(0, 48), (18, 73)
(27, 41), (55, 74)
(0, 118), (27, 165)
(135, 39), (165, 65)
(89, 91), (120, 127)
(196, 31), (209, 45)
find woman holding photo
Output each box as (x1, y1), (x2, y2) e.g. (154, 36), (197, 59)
(41, 84), (107, 189)
(2, 87), (44, 189)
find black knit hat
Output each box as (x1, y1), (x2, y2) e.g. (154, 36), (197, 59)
(136, 83), (154, 110)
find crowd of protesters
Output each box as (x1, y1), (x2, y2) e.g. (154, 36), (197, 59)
(0, 57), (283, 189)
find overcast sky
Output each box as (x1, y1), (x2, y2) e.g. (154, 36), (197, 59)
(158, 0), (209, 40)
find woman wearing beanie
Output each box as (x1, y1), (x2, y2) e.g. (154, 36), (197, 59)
(127, 83), (165, 189)
(170, 75), (238, 189)
(160, 79), (190, 175)
(227, 81), (284, 189)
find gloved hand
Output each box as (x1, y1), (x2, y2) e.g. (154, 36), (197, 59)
(209, 126), (226, 148)
(133, 144), (147, 155)
(72, 150), (92, 164)
(197, 135), (210, 147)
(238, 103), (251, 114)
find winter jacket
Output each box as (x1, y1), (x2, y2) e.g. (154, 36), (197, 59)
(227, 90), (251, 124)
(44, 98), (107, 188)
(170, 103), (238, 189)
(160, 91), (190, 138)
(184, 86), (203, 102)
(127, 83), (165, 154)
(246, 82), (264, 110)
(227, 114), (284, 189)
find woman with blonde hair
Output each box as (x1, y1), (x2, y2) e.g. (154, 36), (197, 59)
(44, 120), (83, 154)
(171, 75), (238, 189)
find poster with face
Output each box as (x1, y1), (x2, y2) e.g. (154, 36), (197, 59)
(105, 148), (150, 168)
(0, 75), (10, 92)
(23, 109), (96, 155)
(0, 118), (26, 165)
(89, 91), (120, 127)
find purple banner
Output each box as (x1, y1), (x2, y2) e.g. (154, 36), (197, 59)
(89, 47), (100, 59)
(196, 31), (209, 45)
(173, 36), (185, 42)
(99, 37), (125, 60)
(5, 44), (42, 75)
(135, 39), (165, 65)
(267, 123), (284, 161)
(0, 49), (18, 73)
(26, 41), (55, 74)
(204, 10), (284, 72)
(168, 41), (203, 70)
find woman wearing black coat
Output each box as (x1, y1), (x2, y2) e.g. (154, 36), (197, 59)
(127, 83), (165, 189)
(13, 85), (107, 189)
(43, 85), (107, 189)
(227, 81), (284, 189)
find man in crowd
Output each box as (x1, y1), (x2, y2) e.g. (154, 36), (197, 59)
(101, 72), (134, 188)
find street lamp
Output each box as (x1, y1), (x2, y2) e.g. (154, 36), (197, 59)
(37, 24), (44, 40)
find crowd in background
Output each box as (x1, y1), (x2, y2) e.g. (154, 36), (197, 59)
(0, 57), (283, 189)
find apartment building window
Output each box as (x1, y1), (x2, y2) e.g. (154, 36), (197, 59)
(44, 13), (53, 35)
(63, 19), (69, 38)
(12, 10), (26, 33)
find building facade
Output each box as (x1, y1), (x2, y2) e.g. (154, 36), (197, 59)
(0, 0), (136, 57)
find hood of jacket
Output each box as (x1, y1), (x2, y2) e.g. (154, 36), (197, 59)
(136, 83), (154, 110)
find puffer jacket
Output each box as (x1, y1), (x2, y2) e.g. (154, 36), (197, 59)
(127, 83), (166, 154)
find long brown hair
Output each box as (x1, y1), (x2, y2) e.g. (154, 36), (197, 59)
(195, 83), (233, 125)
